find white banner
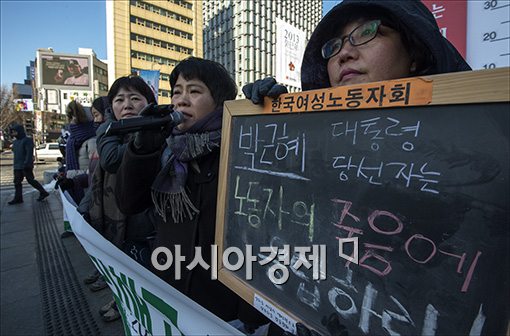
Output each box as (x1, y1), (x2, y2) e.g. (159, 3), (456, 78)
(60, 190), (242, 336)
(275, 18), (306, 89)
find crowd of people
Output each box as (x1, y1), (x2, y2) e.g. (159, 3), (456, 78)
(7, 0), (473, 334)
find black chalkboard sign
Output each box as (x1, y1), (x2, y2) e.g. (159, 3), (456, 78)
(216, 69), (510, 335)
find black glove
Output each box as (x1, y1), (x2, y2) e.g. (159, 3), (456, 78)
(56, 177), (74, 191)
(242, 77), (288, 104)
(132, 103), (172, 154)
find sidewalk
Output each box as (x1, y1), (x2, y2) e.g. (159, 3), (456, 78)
(0, 185), (124, 335)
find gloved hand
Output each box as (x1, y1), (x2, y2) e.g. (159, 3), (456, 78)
(242, 77), (288, 104)
(132, 103), (172, 154)
(55, 177), (74, 191)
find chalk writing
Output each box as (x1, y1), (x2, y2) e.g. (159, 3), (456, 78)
(224, 102), (509, 335)
(233, 175), (315, 241)
(236, 122), (307, 180)
(331, 198), (482, 292)
(331, 156), (441, 194)
(330, 117), (420, 151)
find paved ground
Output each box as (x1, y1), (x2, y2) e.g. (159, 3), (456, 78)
(0, 151), (124, 335)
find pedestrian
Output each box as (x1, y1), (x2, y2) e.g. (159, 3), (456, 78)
(243, 0), (471, 103)
(114, 57), (268, 331)
(8, 124), (49, 205)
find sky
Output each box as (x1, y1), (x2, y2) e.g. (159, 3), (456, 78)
(0, 0), (341, 87)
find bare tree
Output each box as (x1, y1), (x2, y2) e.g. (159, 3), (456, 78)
(0, 85), (23, 130)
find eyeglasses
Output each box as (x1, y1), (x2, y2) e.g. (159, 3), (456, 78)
(321, 20), (382, 60)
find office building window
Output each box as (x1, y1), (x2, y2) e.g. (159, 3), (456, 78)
(130, 33), (193, 55)
(131, 0), (192, 25)
(130, 16), (193, 40)
(131, 51), (179, 67)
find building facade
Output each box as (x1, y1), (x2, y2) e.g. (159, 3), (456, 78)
(106, 0), (203, 104)
(203, 0), (322, 96)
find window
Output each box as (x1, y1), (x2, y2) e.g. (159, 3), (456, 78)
(130, 16), (193, 40)
(131, 1), (192, 24)
(131, 51), (179, 67)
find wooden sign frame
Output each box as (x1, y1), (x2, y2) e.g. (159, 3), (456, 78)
(214, 67), (510, 333)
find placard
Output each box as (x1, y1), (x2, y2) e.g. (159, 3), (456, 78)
(216, 68), (510, 335)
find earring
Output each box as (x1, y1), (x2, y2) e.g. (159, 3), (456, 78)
(410, 62), (417, 73)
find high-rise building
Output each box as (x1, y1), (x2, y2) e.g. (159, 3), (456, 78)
(106, 0), (203, 104)
(203, 0), (322, 96)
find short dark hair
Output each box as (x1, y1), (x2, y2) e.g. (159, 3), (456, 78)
(67, 59), (80, 67)
(329, 7), (433, 76)
(91, 96), (109, 117)
(107, 75), (157, 106)
(169, 57), (237, 108)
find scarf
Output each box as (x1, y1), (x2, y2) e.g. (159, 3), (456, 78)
(151, 107), (223, 223)
(66, 121), (96, 170)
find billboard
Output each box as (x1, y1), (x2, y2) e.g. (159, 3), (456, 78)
(14, 99), (34, 112)
(40, 54), (90, 88)
(275, 18), (306, 89)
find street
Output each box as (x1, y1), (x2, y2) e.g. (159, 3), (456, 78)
(0, 151), (124, 335)
(0, 151), (58, 194)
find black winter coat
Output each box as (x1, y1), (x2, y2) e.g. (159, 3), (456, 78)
(115, 142), (266, 325)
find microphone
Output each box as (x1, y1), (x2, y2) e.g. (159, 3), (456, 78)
(105, 105), (184, 136)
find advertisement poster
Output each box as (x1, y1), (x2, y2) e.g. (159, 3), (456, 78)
(14, 99), (34, 112)
(275, 18), (306, 89)
(422, 0), (467, 57)
(422, 0), (509, 69)
(40, 54), (90, 87)
(139, 69), (160, 103)
(465, 0), (510, 69)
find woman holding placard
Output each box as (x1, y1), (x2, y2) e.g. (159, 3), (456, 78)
(243, 0), (471, 103)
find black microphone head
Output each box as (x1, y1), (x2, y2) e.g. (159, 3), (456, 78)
(172, 110), (184, 125)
